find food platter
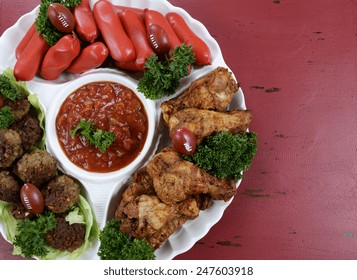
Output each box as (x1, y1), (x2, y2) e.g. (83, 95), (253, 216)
(0, 0), (247, 260)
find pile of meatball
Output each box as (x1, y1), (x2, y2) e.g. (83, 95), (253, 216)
(0, 94), (85, 253)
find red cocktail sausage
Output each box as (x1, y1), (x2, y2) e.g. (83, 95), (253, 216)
(14, 30), (49, 81)
(15, 23), (36, 59)
(73, 0), (99, 43)
(67, 42), (109, 74)
(114, 5), (145, 19)
(40, 34), (81, 80)
(116, 9), (154, 72)
(166, 12), (212, 65)
(93, 0), (135, 62)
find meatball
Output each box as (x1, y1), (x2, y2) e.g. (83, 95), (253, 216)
(0, 171), (20, 203)
(9, 202), (35, 220)
(4, 96), (31, 121)
(46, 216), (85, 252)
(11, 114), (43, 151)
(42, 175), (80, 213)
(14, 150), (57, 188)
(0, 129), (23, 168)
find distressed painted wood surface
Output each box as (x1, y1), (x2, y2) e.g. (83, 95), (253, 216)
(1, 0), (356, 260)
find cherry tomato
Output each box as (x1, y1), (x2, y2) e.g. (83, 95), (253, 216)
(144, 9), (181, 55)
(172, 127), (197, 155)
(147, 24), (171, 55)
(20, 183), (45, 215)
(47, 3), (75, 34)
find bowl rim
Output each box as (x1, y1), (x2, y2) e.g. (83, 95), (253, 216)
(45, 71), (157, 183)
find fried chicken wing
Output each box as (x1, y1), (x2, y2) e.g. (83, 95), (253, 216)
(146, 148), (236, 205)
(115, 147), (236, 249)
(161, 67), (239, 124)
(114, 67), (244, 250)
(138, 195), (176, 231)
(145, 197), (200, 249)
(167, 108), (252, 143)
(115, 168), (156, 230)
(115, 168), (202, 249)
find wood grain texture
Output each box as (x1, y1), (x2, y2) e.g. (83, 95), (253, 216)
(1, 0), (357, 260)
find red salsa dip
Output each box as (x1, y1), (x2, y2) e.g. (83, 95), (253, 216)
(56, 81), (148, 173)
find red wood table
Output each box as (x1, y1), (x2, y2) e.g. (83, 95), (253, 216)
(1, 0), (357, 260)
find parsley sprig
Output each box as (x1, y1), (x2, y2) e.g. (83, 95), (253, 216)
(184, 132), (258, 181)
(13, 212), (57, 258)
(0, 106), (14, 129)
(98, 219), (155, 260)
(0, 74), (22, 100)
(70, 119), (115, 153)
(137, 43), (195, 100)
(0, 72), (22, 128)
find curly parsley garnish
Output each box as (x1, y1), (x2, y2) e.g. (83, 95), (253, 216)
(13, 212), (57, 258)
(137, 43), (195, 100)
(70, 119), (115, 153)
(0, 70), (24, 128)
(98, 219), (155, 260)
(0, 74), (22, 100)
(0, 106), (14, 129)
(184, 132), (257, 181)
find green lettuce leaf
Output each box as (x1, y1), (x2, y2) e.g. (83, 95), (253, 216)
(2, 68), (29, 97)
(0, 195), (98, 260)
(0, 201), (18, 242)
(65, 207), (85, 225)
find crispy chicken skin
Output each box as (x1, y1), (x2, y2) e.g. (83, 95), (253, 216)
(146, 147), (236, 205)
(115, 67), (245, 250)
(114, 150), (232, 249)
(145, 197), (199, 249)
(115, 168), (202, 249)
(115, 168), (157, 234)
(161, 67), (239, 124)
(167, 108), (253, 143)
